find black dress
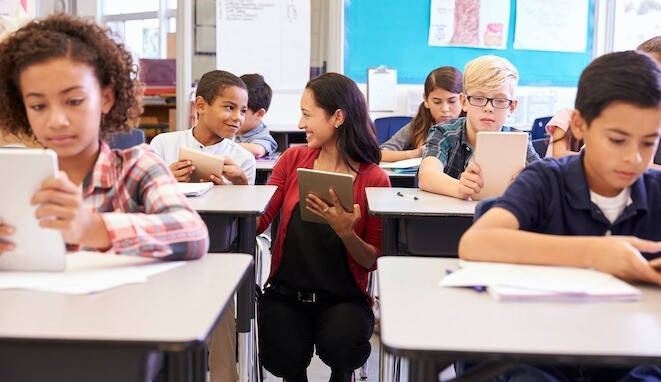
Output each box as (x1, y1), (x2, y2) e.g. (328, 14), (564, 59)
(258, 203), (374, 382)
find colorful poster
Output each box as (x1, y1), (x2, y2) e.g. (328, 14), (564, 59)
(514, 0), (588, 53)
(428, 0), (510, 49)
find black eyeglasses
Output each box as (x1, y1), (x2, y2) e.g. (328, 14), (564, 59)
(466, 95), (513, 109)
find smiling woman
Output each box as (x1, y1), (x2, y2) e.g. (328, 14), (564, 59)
(256, 73), (390, 382)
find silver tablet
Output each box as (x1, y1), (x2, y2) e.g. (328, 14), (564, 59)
(473, 131), (529, 201)
(297, 168), (354, 224)
(0, 148), (66, 271)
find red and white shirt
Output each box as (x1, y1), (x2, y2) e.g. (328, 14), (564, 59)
(79, 141), (209, 260)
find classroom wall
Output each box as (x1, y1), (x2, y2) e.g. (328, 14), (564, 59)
(263, 1), (587, 131)
(262, 84), (577, 131)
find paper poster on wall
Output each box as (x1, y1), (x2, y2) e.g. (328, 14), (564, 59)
(367, 67), (397, 112)
(514, 0), (589, 53)
(612, 0), (661, 52)
(217, 0), (310, 91)
(428, 0), (510, 49)
(0, 0), (26, 16)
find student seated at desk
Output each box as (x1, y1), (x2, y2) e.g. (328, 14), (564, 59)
(149, 70), (256, 185)
(418, 55), (539, 199)
(546, 35), (661, 160)
(256, 73), (390, 382)
(0, 14), (208, 260)
(459, 51), (661, 381)
(150, 70), (257, 382)
(380, 66), (464, 162)
(235, 73), (278, 158)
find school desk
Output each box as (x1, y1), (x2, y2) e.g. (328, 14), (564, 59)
(366, 187), (477, 257)
(377, 257), (661, 381)
(0, 252), (252, 382)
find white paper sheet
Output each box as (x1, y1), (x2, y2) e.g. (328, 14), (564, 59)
(379, 157), (422, 169)
(428, 0), (510, 49)
(440, 260), (641, 301)
(514, 0), (589, 53)
(176, 182), (213, 197)
(0, 252), (186, 294)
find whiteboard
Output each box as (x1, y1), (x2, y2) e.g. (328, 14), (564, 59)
(216, 0), (310, 91)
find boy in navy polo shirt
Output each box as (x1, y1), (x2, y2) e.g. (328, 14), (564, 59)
(419, 55), (539, 199)
(459, 51), (661, 380)
(235, 73), (278, 158)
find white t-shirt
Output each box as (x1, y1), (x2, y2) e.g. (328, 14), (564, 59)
(149, 127), (256, 185)
(590, 187), (632, 226)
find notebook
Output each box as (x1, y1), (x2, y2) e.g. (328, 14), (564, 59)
(379, 157), (422, 174)
(176, 182), (214, 197)
(440, 260), (641, 302)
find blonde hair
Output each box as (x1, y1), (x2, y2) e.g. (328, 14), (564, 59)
(463, 55), (518, 95)
(637, 36), (661, 65)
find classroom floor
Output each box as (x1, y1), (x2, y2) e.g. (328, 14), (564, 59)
(262, 335), (382, 382)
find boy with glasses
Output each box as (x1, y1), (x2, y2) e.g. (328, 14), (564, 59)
(419, 55), (539, 199)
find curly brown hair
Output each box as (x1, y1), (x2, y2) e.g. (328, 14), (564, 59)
(0, 13), (141, 139)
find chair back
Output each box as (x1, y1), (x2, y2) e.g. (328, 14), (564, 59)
(374, 116), (413, 145)
(108, 128), (146, 150)
(532, 138), (548, 157)
(530, 116), (551, 140)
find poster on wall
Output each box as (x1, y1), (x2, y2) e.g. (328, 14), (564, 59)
(0, 0), (26, 16)
(514, 0), (588, 53)
(0, 0), (31, 41)
(428, 0), (510, 49)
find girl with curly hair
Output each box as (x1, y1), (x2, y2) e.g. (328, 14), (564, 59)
(0, 13), (209, 261)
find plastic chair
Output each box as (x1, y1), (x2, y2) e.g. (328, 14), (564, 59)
(530, 116), (551, 140)
(108, 128), (146, 150)
(374, 116), (413, 145)
(532, 138), (548, 157)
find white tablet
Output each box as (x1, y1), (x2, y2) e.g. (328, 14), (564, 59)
(178, 146), (224, 183)
(473, 131), (529, 201)
(0, 148), (66, 271)
(297, 168), (354, 224)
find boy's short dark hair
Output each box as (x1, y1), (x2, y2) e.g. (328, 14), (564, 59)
(196, 70), (246, 105)
(575, 51), (661, 126)
(637, 36), (661, 56)
(240, 73), (272, 112)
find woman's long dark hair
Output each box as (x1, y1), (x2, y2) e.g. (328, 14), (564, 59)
(306, 73), (381, 171)
(410, 66), (463, 148)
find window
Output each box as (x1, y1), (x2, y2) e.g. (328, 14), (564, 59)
(612, 0), (661, 51)
(102, 1), (176, 59)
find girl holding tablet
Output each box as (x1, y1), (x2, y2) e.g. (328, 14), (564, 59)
(0, 14), (208, 260)
(380, 66), (463, 162)
(256, 73), (390, 382)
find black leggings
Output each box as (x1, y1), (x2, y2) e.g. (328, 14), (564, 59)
(258, 291), (374, 382)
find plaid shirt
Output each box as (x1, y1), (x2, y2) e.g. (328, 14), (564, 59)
(78, 141), (209, 260)
(423, 117), (540, 179)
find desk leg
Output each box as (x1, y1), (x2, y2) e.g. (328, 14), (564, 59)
(192, 343), (207, 382)
(237, 216), (257, 382)
(381, 217), (398, 257)
(167, 350), (193, 382)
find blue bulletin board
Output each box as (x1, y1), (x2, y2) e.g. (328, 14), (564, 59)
(344, 0), (595, 87)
